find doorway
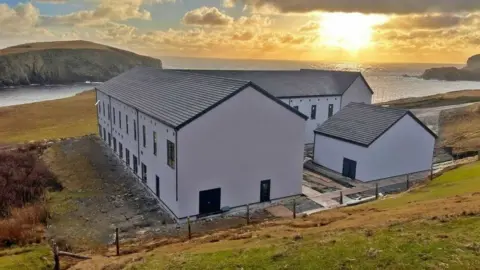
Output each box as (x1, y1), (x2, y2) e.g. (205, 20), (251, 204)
(260, 180), (271, 202)
(342, 158), (357, 179)
(155, 175), (160, 198)
(133, 155), (138, 174)
(199, 188), (221, 215)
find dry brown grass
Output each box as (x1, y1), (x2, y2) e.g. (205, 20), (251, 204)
(0, 205), (47, 247)
(382, 89), (480, 109)
(0, 91), (96, 144)
(0, 40), (112, 56)
(441, 103), (480, 153)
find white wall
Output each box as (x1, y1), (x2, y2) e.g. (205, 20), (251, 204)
(138, 112), (178, 215)
(96, 90), (179, 217)
(282, 96), (341, 144)
(367, 114), (435, 180)
(177, 86), (305, 218)
(313, 114), (435, 182)
(96, 91), (111, 143)
(340, 76), (373, 108)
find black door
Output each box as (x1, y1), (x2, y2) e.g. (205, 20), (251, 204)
(260, 180), (271, 202)
(342, 158), (357, 179)
(328, 104), (334, 118)
(199, 188), (221, 215)
(155, 175), (160, 198)
(133, 155), (138, 174)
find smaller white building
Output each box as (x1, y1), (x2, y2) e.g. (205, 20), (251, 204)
(313, 103), (437, 182)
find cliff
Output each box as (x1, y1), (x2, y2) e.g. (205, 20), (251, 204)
(421, 54), (480, 81)
(0, 40), (162, 86)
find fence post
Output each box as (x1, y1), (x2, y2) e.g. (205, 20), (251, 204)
(430, 165), (434, 180)
(339, 191), (343, 205)
(375, 183), (379, 200)
(406, 175), (410, 190)
(246, 204), (250, 225)
(53, 241), (60, 270)
(293, 199), (296, 219)
(115, 228), (120, 256)
(187, 216), (192, 240)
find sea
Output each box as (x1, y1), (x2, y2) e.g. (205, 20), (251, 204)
(2, 57), (480, 107)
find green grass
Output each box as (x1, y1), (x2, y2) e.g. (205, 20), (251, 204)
(0, 245), (52, 270)
(0, 91), (96, 144)
(125, 162), (480, 270)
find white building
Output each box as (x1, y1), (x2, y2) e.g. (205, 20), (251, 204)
(95, 67), (307, 220)
(313, 103), (437, 182)
(178, 69), (374, 144)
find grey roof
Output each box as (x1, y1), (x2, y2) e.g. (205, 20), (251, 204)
(172, 69), (367, 98)
(314, 103), (437, 147)
(96, 66), (307, 129)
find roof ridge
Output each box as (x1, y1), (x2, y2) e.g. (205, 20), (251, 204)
(171, 69), (254, 85)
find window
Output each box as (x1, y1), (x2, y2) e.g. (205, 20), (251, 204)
(141, 163), (147, 183)
(167, 140), (175, 168)
(126, 149), (130, 166)
(328, 104), (334, 118)
(133, 155), (138, 174)
(142, 125), (146, 148)
(98, 124), (102, 137)
(98, 102), (101, 114)
(113, 137), (117, 152)
(103, 128), (106, 141)
(108, 104), (111, 120)
(293, 106), (299, 110)
(311, 105), (317, 120)
(119, 111), (122, 128)
(153, 131), (157, 156)
(133, 120), (137, 140)
(108, 133), (111, 146)
(155, 175), (160, 198)
(126, 115), (129, 134)
(113, 107), (116, 124)
(119, 143), (123, 159)
(102, 101), (105, 116)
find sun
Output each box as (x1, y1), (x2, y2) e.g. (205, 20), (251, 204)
(319, 13), (388, 52)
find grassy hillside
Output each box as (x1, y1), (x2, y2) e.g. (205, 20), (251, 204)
(0, 91), (96, 144)
(0, 41), (112, 56)
(69, 161), (480, 270)
(381, 89), (480, 109)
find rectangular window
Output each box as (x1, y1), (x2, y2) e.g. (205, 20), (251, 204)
(141, 163), (147, 183)
(311, 105), (317, 120)
(119, 111), (122, 128)
(108, 104), (111, 120)
(98, 102), (101, 114)
(108, 133), (111, 146)
(167, 140), (175, 169)
(293, 106), (299, 110)
(98, 124), (102, 137)
(133, 155), (138, 174)
(113, 137), (117, 152)
(153, 131), (157, 156)
(102, 101), (105, 116)
(126, 115), (129, 134)
(126, 148), (130, 166)
(142, 125), (146, 148)
(155, 175), (160, 198)
(328, 104), (334, 118)
(119, 143), (123, 159)
(113, 107), (116, 124)
(133, 120), (137, 140)
(103, 128), (106, 141)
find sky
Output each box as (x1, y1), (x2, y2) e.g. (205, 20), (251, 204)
(1, 0), (480, 63)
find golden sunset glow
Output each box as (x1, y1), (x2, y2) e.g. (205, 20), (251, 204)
(319, 13), (389, 52)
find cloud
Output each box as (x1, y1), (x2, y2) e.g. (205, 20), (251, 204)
(0, 3), (41, 34)
(182, 7), (233, 26)
(232, 31), (255, 40)
(227, 0), (480, 14)
(380, 14), (465, 30)
(237, 14), (272, 27)
(299, 20), (319, 32)
(223, 0), (235, 8)
(33, 0), (67, 3)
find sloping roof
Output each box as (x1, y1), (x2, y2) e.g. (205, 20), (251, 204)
(96, 66), (307, 129)
(314, 103), (437, 147)
(172, 69), (366, 98)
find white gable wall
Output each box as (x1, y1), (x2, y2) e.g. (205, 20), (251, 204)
(366, 114), (435, 180)
(314, 114), (435, 182)
(281, 96), (341, 144)
(340, 76), (373, 108)
(177, 86), (305, 218)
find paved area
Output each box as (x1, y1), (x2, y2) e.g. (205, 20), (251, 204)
(266, 205), (293, 218)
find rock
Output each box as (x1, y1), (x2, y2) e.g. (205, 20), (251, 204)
(421, 54), (480, 81)
(293, 234), (303, 241)
(0, 40), (162, 87)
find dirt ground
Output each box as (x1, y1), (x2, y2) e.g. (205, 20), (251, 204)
(41, 136), (271, 252)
